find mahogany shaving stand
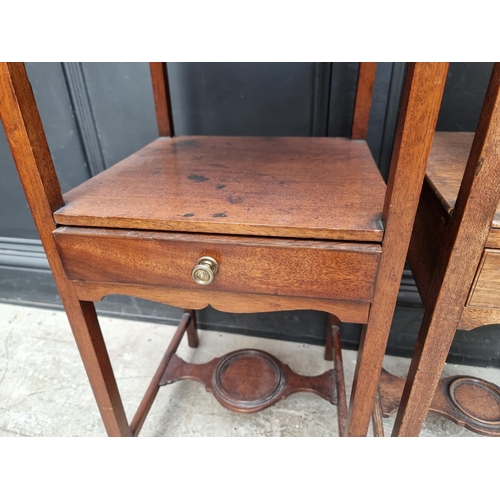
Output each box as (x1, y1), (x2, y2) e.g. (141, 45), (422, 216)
(0, 62), (449, 436)
(376, 64), (500, 437)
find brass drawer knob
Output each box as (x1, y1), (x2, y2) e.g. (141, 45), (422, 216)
(192, 256), (219, 285)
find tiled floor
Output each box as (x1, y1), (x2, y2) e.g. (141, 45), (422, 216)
(1, 302), (498, 437)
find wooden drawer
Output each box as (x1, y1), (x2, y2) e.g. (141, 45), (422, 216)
(53, 227), (381, 302)
(468, 249), (500, 309)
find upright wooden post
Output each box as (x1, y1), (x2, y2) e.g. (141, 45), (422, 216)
(150, 62), (174, 137)
(351, 62), (377, 140)
(0, 62), (132, 436)
(347, 63), (449, 436)
(392, 63), (500, 436)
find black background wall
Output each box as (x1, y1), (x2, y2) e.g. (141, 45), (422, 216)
(1, 62), (498, 367)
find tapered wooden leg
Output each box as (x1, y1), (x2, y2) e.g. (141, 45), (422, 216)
(347, 322), (386, 436)
(324, 315), (347, 435)
(324, 314), (336, 361)
(60, 287), (131, 437)
(0, 63), (132, 437)
(331, 319), (348, 437)
(391, 306), (458, 436)
(131, 313), (191, 436)
(372, 386), (385, 437)
(346, 63), (449, 436)
(184, 309), (199, 348)
(347, 300), (403, 436)
(392, 65), (500, 436)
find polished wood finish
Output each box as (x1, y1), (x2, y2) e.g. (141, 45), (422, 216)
(149, 62), (174, 137)
(380, 369), (500, 437)
(0, 62), (131, 437)
(2, 61), (449, 436)
(324, 316), (335, 362)
(459, 306), (500, 331)
(467, 250), (500, 307)
(392, 63), (500, 436)
(426, 132), (500, 227)
(486, 229), (500, 249)
(347, 63), (449, 436)
(130, 312), (192, 436)
(426, 131), (500, 250)
(54, 227), (381, 302)
(0, 63), (64, 214)
(407, 180), (450, 307)
(160, 349), (339, 413)
(426, 132), (474, 213)
(184, 309), (199, 348)
(72, 281), (372, 323)
(351, 63), (377, 140)
(53, 136), (386, 242)
(331, 316), (348, 436)
(409, 134), (500, 311)
(124, 311), (346, 432)
(323, 315), (347, 435)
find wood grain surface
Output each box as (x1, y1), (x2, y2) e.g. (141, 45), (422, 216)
(459, 306), (500, 331)
(54, 136), (386, 242)
(54, 227), (381, 302)
(467, 250), (500, 308)
(486, 230), (500, 249)
(149, 62), (174, 137)
(330, 316), (348, 436)
(346, 63), (449, 436)
(160, 349), (338, 413)
(351, 63), (377, 140)
(72, 281), (372, 323)
(130, 312), (191, 436)
(426, 131), (500, 228)
(379, 369), (500, 437)
(407, 179), (450, 308)
(393, 63), (500, 436)
(0, 62), (132, 436)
